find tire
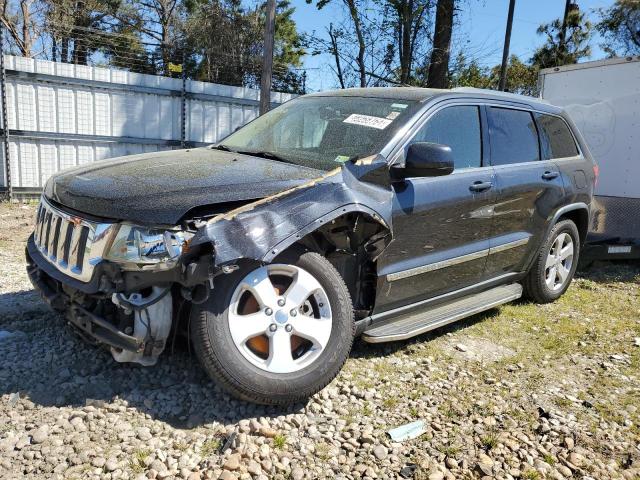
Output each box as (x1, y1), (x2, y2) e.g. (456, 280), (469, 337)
(190, 250), (354, 405)
(523, 219), (580, 303)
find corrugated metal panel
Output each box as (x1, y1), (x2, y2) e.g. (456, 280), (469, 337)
(1, 54), (295, 188)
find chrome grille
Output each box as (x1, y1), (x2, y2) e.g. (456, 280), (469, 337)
(33, 198), (117, 282)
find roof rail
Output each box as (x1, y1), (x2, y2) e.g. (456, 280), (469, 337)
(451, 87), (549, 104)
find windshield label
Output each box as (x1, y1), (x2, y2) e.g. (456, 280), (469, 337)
(343, 114), (393, 130)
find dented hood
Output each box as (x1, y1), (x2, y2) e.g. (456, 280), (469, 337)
(43, 148), (324, 225)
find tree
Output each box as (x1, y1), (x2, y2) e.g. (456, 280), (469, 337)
(307, 0), (371, 87)
(488, 55), (538, 96)
(448, 52), (491, 89)
(44, 0), (135, 65)
(597, 0), (640, 56)
(186, 0), (305, 92)
(426, 0), (454, 88)
(1, 0), (46, 57)
(307, 0), (391, 88)
(125, 0), (185, 74)
(384, 0), (433, 85)
(449, 53), (539, 96)
(531, 9), (592, 69)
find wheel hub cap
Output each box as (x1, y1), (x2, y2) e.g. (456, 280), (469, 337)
(275, 309), (288, 324)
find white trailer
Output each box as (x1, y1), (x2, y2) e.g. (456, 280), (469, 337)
(539, 56), (640, 260)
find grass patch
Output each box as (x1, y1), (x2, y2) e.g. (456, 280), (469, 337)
(129, 449), (150, 474)
(273, 434), (287, 449)
(522, 470), (541, 480)
(437, 444), (460, 457)
(480, 430), (499, 451)
(383, 397), (398, 409)
(200, 438), (220, 457)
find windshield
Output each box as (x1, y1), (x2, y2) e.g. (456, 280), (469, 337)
(217, 96), (421, 171)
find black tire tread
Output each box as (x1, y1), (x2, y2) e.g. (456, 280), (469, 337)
(190, 251), (354, 405)
(523, 219), (580, 304)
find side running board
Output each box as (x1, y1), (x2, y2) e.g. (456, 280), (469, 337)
(362, 283), (522, 343)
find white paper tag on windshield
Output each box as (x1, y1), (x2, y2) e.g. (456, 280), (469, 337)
(343, 114), (393, 130)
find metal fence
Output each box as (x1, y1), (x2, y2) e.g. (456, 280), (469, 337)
(0, 54), (295, 196)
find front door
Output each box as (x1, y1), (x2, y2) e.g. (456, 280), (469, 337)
(375, 104), (496, 313)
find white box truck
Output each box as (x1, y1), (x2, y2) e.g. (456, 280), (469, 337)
(540, 56), (640, 261)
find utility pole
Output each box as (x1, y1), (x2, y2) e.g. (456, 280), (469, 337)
(259, 0), (276, 116)
(498, 0), (516, 91)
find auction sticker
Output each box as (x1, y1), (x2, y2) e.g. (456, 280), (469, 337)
(343, 114), (393, 130)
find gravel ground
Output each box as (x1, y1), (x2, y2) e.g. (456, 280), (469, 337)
(1, 201), (639, 480)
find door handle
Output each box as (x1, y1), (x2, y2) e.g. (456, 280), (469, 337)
(469, 181), (493, 192)
(542, 171), (560, 180)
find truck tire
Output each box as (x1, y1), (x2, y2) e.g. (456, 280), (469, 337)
(190, 251), (354, 405)
(523, 219), (580, 304)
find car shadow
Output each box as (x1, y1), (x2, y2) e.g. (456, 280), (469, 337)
(575, 259), (640, 284)
(3, 260), (637, 429)
(0, 289), (306, 430)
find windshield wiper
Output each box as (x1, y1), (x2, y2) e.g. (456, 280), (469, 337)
(235, 150), (297, 165)
(212, 145), (296, 165)
(212, 144), (236, 152)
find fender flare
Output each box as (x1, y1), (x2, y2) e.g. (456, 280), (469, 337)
(261, 203), (392, 263)
(544, 202), (590, 242)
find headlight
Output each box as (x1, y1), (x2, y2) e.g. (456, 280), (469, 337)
(105, 225), (193, 265)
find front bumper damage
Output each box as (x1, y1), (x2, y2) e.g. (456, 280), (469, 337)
(25, 234), (204, 365)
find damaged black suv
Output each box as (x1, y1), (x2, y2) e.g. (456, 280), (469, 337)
(27, 87), (596, 404)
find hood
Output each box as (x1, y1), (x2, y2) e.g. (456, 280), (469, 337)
(44, 148), (324, 225)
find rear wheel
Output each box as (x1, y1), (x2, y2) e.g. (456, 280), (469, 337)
(523, 219), (580, 303)
(190, 251), (354, 404)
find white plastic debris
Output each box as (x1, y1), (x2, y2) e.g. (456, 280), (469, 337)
(387, 420), (426, 442)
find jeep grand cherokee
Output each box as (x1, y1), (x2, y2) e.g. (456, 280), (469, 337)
(27, 87), (596, 404)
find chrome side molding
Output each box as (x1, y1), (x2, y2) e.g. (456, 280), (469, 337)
(386, 237), (529, 282)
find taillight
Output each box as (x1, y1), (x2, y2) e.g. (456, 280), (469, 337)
(593, 164), (599, 187)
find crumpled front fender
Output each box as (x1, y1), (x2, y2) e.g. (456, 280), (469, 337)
(189, 155), (395, 266)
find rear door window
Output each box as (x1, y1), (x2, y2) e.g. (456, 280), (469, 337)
(488, 107), (540, 165)
(536, 114), (579, 159)
(410, 105), (482, 169)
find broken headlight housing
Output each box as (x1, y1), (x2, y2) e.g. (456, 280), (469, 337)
(105, 225), (193, 265)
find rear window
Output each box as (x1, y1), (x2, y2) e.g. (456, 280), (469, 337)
(488, 107), (540, 165)
(536, 114), (579, 159)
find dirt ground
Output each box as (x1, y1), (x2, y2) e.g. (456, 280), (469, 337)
(1, 201), (639, 480)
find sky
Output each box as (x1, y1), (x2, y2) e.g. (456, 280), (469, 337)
(290, 0), (613, 91)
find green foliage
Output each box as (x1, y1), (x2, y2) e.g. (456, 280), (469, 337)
(596, 0), (640, 56)
(531, 10), (592, 69)
(273, 433), (287, 449)
(449, 53), (539, 96)
(185, 0), (306, 92)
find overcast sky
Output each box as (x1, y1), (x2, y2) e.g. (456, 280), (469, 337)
(290, 0), (612, 91)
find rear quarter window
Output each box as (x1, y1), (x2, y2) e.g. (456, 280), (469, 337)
(536, 114), (579, 159)
(488, 107), (540, 166)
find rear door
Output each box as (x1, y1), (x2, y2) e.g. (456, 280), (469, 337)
(375, 104), (496, 312)
(485, 105), (565, 278)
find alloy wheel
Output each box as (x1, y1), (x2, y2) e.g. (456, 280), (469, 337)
(545, 232), (574, 291)
(228, 264), (333, 374)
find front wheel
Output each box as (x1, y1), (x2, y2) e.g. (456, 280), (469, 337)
(190, 251), (354, 405)
(523, 219), (580, 303)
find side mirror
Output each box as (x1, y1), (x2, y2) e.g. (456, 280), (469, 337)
(394, 142), (454, 178)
